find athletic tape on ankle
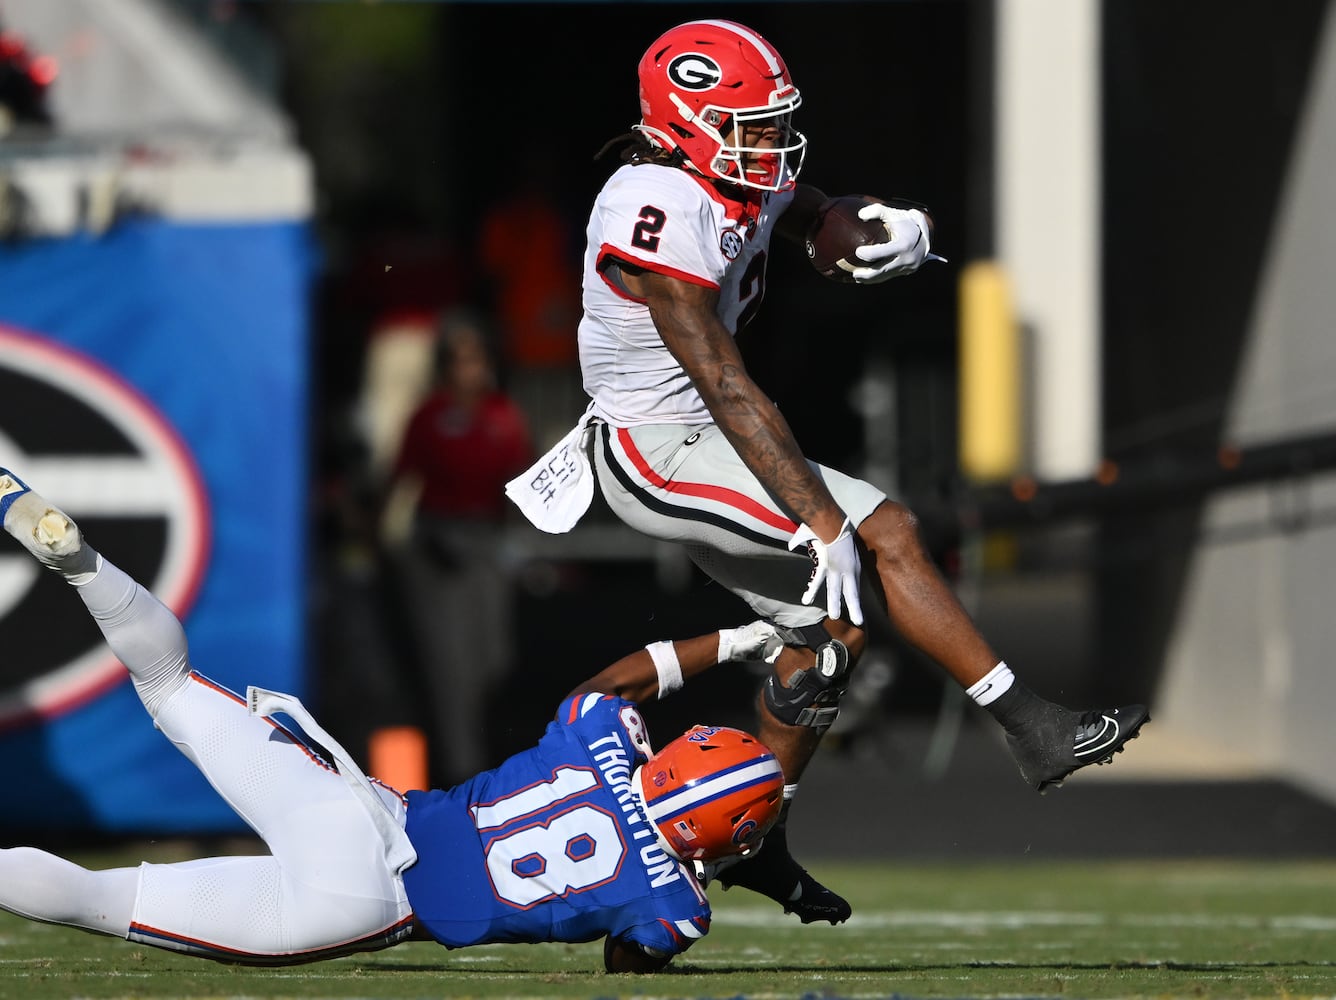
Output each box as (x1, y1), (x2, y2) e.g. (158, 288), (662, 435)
(967, 662), (1014, 706)
(646, 640), (683, 698)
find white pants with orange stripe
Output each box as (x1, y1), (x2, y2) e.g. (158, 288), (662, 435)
(0, 558), (415, 964)
(590, 421), (887, 630)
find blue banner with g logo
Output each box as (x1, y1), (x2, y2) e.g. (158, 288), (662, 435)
(0, 217), (313, 832)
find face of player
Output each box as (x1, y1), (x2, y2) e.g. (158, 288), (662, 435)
(734, 114), (791, 184)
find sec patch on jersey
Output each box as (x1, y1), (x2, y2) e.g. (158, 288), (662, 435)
(804, 194), (889, 283)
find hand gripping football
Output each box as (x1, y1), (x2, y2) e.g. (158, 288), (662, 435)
(804, 194), (889, 283)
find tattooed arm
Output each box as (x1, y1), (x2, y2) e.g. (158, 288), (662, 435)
(619, 268), (848, 545)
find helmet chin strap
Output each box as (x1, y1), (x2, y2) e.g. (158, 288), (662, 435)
(744, 156), (778, 183)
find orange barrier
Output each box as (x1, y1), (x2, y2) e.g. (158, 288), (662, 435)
(368, 726), (430, 793)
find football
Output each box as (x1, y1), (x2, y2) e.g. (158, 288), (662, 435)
(804, 194), (889, 283)
(604, 934), (673, 974)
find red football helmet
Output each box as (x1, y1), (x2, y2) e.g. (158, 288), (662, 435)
(635, 20), (806, 192)
(634, 725), (784, 862)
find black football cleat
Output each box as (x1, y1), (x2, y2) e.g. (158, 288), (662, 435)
(1006, 703), (1150, 793)
(717, 822), (851, 925)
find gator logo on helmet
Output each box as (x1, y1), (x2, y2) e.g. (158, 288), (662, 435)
(667, 53), (722, 91)
(732, 819), (760, 847)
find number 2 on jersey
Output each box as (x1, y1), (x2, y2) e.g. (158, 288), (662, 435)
(474, 767), (627, 908)
(629, 203), (768, 329)
(631, 205), (667, 251)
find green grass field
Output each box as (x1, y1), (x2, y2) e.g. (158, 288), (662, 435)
(3, 848), (1335, 999)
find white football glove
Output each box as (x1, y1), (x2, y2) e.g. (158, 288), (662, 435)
(717, 620), (784, 664)
(788, 518), (865, 626)
(850, 204), (943, 283)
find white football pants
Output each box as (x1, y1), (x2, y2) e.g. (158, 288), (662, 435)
(0, 556), (415, 963)
(591, 421), (887, 628)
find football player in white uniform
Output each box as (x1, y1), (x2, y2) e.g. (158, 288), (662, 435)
(519, 18), (1148, 924)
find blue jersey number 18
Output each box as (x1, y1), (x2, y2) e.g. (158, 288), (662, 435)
(473, 767), (628, 908)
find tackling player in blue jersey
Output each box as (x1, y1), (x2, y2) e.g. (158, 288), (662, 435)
(0, 468), (783, 973)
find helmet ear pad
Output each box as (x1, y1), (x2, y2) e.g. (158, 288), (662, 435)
(634, 725), (784, 862)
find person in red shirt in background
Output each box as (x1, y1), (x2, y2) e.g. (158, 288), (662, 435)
(386, 309), (533, 784)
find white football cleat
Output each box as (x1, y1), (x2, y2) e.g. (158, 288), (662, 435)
(0, 468), (98, 580)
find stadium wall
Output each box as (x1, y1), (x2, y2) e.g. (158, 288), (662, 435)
(1152, 3), (1336, 798)
(1069, 0), (1336, 798)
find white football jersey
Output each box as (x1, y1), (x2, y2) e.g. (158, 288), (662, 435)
(578, 163), (795, 426)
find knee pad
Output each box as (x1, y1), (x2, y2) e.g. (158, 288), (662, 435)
(763, 639), (852, 733)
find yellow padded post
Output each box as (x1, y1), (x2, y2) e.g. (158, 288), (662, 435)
(959, 260), (1021, 482)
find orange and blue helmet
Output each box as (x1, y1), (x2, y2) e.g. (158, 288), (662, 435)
(634, 725), (784, 861)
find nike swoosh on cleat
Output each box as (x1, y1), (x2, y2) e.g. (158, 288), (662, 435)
(1073, 715), (1120, 758)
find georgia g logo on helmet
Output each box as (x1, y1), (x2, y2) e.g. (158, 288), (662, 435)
(667, 53), (722, 91)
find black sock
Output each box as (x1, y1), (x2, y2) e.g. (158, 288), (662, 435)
(983, 678), (1050, 734)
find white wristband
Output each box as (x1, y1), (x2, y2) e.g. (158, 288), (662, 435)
(646, 640), (683, 699)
